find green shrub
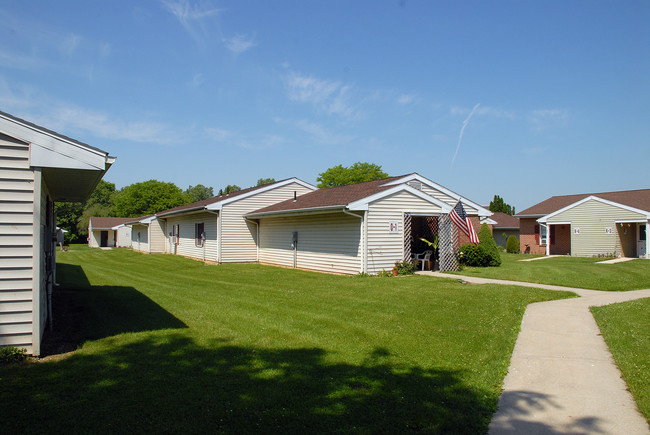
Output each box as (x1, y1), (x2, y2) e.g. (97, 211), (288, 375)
(506, 235), (519, 254)
(394, 260), (416, 275)
(458, 243), (501, 267)
(0, 346), (27, 364)
(478, 224), (497, 250)
(377, 269), (393, 278)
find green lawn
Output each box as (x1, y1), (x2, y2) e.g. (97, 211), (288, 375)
(592, 299), (650, 424)
(0, 247), (574, 433)
(448, 253), (650, 291)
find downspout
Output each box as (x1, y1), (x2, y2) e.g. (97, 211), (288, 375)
(342, 208), (365, 274)
(245, 218), (260, 262)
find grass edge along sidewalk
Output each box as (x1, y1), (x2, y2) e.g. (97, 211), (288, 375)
(448, 252), (650, 291)
(592, 298), (650, 425)
(0, 246), (575, 433)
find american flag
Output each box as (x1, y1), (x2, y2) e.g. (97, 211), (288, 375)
(450, 201), (479, 245)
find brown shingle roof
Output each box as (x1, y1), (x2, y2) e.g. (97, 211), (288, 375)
(491, 212), (519, 228)
(89, 217), (133, 229)
(517, 188), (650, 216)
(248, 176), (405, 215)
(156, 178), (301, 216)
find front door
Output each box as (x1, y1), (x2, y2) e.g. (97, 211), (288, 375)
(638, 224), (647, 258)
(100, 230), (108, 247)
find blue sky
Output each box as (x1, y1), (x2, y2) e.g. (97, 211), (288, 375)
(1, 1), (648, 211)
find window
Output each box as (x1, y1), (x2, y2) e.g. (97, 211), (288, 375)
(195, 222), (205, 247)
(641, 224), (647, 241)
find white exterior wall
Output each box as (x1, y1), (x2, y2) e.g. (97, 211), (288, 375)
(366, 190), (444, 274)
(259, 211), (362, 275)
(220, 182), (314, 263)
(131, 224), (149, 253)
(546, 199), (647, 257)
(116, 226), (132, 247)
(165, 212), (218, 262)
(149, 218), (167, 253)
(0, 137), (37, 353)
(419, 184), (478, 214)
(88, 229), (100, 247)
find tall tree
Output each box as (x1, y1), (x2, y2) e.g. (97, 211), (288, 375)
(256, 178), (276, 186)
(114, 180), (186, 217)
(489, 195), (515, 215)
(317, 162), (388, 188)
(221, 184), (241, 195)
(77, 180), (118, 236)
(184, 184), (214, 203)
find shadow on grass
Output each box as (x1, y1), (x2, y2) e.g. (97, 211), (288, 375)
(42, 264), (187, 355)
(3, 334), (494, 433)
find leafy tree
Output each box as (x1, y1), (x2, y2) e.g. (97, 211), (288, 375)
(489, 195), (515, 215)
(114, 180), (186, 217)
(55, 180), (117, 243)
(317, 162), (388, 188)
(220, 185), (241, 195)
(256, 178), (276, 186)
(184, 184), (214, 203)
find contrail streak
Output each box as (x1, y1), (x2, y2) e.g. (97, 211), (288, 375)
(451, 103), (480, 168)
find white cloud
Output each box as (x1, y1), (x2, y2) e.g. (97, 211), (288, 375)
(397, 93), (418, 105)
(222, 33), (256, 54)
(274, 117), (356, 146)
(285, 72), (355, 117)
(161, 0), (222, 44)
(529, 108), (569, 131)
(205, 127), (285, 150)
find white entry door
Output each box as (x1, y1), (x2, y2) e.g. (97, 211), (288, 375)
(638, 223), (647, 258)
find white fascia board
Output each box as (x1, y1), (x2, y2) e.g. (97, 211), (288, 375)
(0, 114), (109, 170)
(347, 184), (453, 213)
(538, 221), (571, 225)
(615, 219), (649, 224)
(539, 196), (650, 223)
(205, 178), (317, 211)
(246, 205), (343, 219)
(482, 217), (498, 225)
(382, 173), (491, 216)
(156, 206), (205, 218)
(515, 214), (545, 218)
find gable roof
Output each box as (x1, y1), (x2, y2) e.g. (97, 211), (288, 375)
(152, 178), (317, 218)
(247, 173), (485, 217)
(517, 188), (650, 217)
(89, 217), (133, 230)
(0, 110), (115, 202)
(491, 212), (519, 229)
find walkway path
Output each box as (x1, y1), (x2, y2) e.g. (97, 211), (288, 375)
(419, 271), (650, 434)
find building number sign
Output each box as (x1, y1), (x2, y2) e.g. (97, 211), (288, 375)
(574, 227), (580, 235)
(605, 227), (612, 234)
(389, 221), (400, 234)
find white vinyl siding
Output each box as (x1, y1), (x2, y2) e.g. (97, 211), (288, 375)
(131, 224), (149, 253)
(366, 190), (444, 274)
(220, 183), (312, 263)
(165, 213), (218, 262)
(0, 137), (35, 353)
(259, 211), (362, 275)
(116, 226), (132, 247)
(547, 199), (646, 257)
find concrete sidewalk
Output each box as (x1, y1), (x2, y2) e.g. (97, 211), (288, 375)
(418, 271), (650, 434)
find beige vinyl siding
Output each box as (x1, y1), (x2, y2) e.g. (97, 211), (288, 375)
(149, 218), (167, 253)
(366, 190), (444, 274)
(166, 212), (218, 262)
(220, 182), (314, 263)
(547, 199), (646, 257)
(259, 211), (362, 275)
(0, 137), (35, 352)
(131, 224), (149, 253)
(418, 184), (478, 214)
(89, 229), (100, 247)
